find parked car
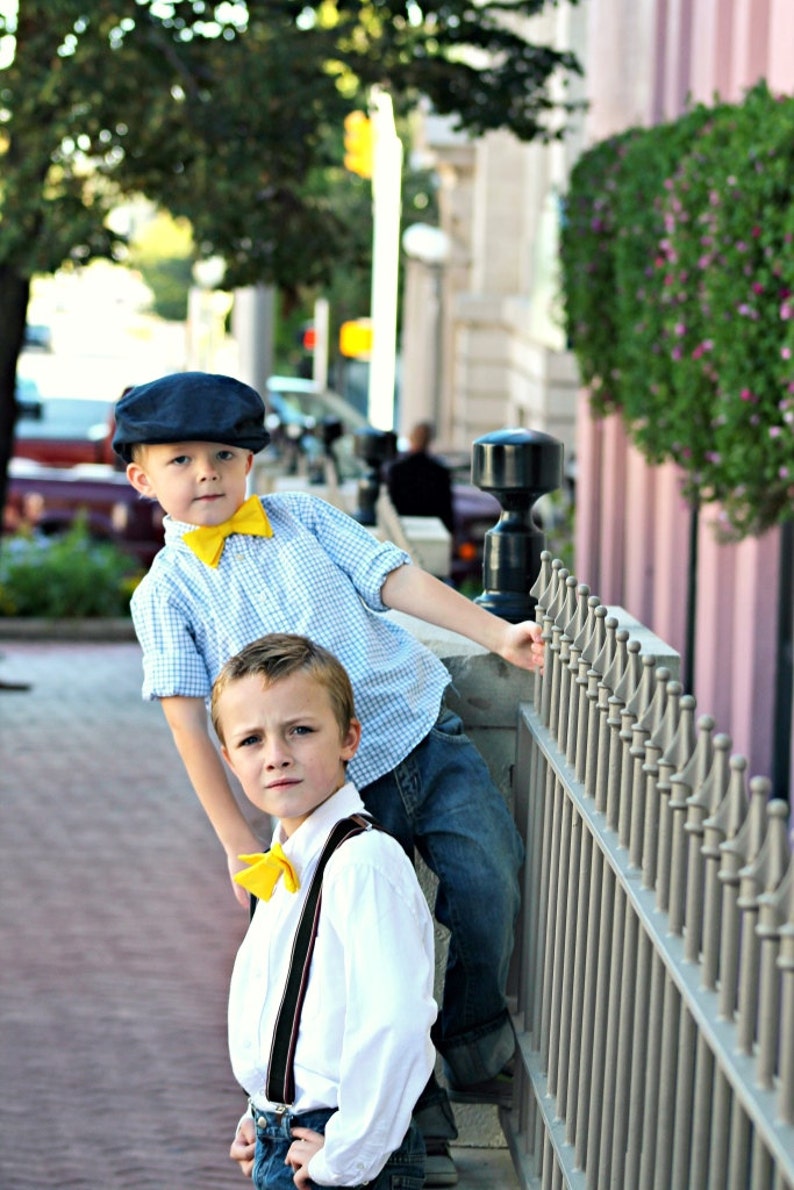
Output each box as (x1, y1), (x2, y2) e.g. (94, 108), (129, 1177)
(5, 458), (164, 568)
(264, 375), (501, 587)
(14, 391), (117, 467)
(22, 323), (53, 352)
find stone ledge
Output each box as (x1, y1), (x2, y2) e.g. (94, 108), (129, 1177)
(0, 618), (136, 642)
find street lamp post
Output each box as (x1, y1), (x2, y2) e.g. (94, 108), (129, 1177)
(401, 223), (451, 437)
(189, 256), (231, 372)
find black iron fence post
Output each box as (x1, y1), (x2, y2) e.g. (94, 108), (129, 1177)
(472, 427), (564, 623)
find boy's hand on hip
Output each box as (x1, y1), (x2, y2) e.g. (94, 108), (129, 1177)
(286, 1127), (325, 1187)
(230, 1117), (256, 1177)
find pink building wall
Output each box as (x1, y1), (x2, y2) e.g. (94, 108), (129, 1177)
(573, 0), (794, 786)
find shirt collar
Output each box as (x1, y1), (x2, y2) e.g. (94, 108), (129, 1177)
(274, 781), (364, 876)
(163, 513), (201, 545)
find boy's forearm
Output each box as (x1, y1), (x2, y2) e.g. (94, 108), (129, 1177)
(160, 696), (259, 856)
(381, 564), (509, 653)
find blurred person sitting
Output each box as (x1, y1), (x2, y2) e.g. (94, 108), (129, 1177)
(385, 421), (454, 535)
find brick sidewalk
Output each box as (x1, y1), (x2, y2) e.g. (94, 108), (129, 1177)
(0, 642), (249, 1188)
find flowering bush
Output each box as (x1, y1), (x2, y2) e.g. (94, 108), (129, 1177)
(559, 128), (639, 415)
(612, 102), (722, 453)
(561, 82), (794, 539)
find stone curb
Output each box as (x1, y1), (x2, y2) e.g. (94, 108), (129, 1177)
(0, 618), (136, 641)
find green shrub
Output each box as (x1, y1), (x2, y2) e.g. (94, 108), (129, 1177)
(612, 103), (720, 451)
(561, 81), (794, 539)
(0, 520), (141, 618)
(559, 128), (640, 415)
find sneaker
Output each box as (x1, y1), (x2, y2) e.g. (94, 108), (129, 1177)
(423, 1138), (459, 1187)
(445, 1061), (514, 1110)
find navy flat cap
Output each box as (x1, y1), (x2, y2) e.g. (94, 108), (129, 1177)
(112, 372), (270, 462)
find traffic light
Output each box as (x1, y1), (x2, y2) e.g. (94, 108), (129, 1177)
(339, 318), (373, 358)
(343, 111), (374, 178)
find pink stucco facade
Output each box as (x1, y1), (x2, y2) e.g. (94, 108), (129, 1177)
(574, 0), (794, 787)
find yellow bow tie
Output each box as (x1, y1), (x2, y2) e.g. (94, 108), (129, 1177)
(233, 843), (301, 901)
(183, 495), (273, 568)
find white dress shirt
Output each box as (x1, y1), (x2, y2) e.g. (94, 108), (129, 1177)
(228, 782), (437, 1187)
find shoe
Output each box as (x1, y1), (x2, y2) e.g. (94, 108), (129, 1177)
(445, 1061), (514, 1109)
(423, 1138), (459, 1187)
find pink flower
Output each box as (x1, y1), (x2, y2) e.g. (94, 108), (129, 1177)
(752, 282), (764, 294)
(781, 302), (793, 320)
(672, 346), (682, 360)
(740, 388), (755, 402)
(782, 347), (792, 360)
(770, 426), (783, 438)
(751, 226), (762, 238)
(674, 322), (686, 336)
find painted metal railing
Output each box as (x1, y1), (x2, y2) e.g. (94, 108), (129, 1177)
(505, 553), (794, 1189)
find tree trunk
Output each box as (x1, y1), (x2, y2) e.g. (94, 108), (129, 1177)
(0, 266), (32, 539)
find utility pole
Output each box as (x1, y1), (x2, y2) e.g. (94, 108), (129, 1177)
(366, 88), (403, 431)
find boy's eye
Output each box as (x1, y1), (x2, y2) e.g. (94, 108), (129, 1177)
(217, 450), (235, 461)
(290, 725), (312, 736)
(237, 734), (260, 748)
(170, 454), (190, 466)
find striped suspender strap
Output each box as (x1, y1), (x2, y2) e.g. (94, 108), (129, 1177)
(265, 813), (377, 1108)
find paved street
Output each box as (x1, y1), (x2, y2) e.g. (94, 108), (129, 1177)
(0, 640), (518, 1189)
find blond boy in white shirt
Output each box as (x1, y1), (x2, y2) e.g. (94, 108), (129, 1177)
(211, 633), (436, 1189)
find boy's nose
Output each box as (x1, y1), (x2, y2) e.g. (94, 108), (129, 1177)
(265, 741), (292, 768)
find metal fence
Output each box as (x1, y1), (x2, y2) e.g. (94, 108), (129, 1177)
(505, 553), (794, 1189)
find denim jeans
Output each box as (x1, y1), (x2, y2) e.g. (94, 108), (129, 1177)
(251, 1107), (425, 1189)
(362, 705), (524, 1089)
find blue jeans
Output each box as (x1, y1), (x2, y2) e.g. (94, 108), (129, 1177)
(362, 706), (524, 1089)
(251, 1107), (424, 1189)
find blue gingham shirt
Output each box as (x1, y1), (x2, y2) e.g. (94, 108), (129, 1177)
(130, 490), (450, 787)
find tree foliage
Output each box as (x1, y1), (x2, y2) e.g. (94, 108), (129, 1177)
(0, 0), (582, 524)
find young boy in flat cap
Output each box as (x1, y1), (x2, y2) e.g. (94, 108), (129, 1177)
(212, 632), (436, 1190)
(114, 370), (542, 1186)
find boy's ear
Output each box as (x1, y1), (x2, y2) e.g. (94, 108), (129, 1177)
(126, 461), (155, 497)
(245, 452), (254, 475)
(341, 718), (362, 763)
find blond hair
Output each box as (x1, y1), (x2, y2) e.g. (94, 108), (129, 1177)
(211, 633), (356, 744)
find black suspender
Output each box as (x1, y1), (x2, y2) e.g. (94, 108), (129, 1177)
(265, 813), (379, 1107)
